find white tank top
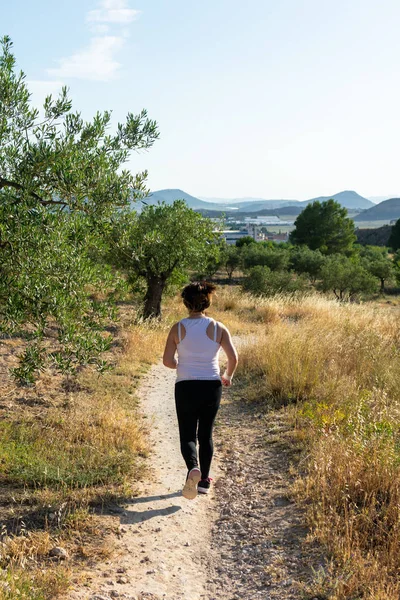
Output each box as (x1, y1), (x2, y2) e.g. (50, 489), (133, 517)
(176, 317), (221, 383)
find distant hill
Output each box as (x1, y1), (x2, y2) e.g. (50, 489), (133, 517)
(302, 191), (373, 210)
(143, 189), (224, 210)
(201, 197), (300, 210)
(353, 198), (400, 221)
(144, 189), (373, 213)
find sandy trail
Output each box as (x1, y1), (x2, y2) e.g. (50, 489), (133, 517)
(69, 362), (222, 600)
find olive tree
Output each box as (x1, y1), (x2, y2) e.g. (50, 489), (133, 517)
(0, 36), (159, 382)
(289, 246), (326, 282)
(360, 246), (395, 293)
(110, 201), (220, 318)
(240, 244), (290, 271)
(319, 255), (378, 301)
(222, 245), (241, 280)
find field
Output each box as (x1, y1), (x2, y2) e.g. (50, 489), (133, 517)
(2, 286), (400, 599)
(0, 304), (170, 599)
(354, 219), (394, 229)
(218, 288), (400, 599)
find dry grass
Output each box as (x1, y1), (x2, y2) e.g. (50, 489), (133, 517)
(227, 290), (400, 599)
(0, 304), (168, 599)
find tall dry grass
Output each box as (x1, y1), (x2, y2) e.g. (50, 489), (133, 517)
(0, 311), (168, 600)
(232, 290), (400, 599)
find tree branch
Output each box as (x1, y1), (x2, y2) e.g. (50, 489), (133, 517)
(0, 176), (67, 207)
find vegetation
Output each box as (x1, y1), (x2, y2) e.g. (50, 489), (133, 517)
(290, 199), (356, 254)
(4, 31), (400, 600)
(0, 36), (159, 382)
(222, 245), (241, 280)
(229, 289), (400, 599)
(319, 254), (378, 300)
(108, 200), (220, 318)
(0, 307), (168, 599)
(388, 217), (400, 250)
(242, 265), (307, 296)
(356, 224), (392, 247)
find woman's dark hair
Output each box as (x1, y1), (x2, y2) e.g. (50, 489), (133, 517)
(181, 281), (217, 313)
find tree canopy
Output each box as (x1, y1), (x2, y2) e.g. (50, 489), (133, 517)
(290, 199), (356, 254)
(0, 36), (159, 382)
(388, 219), (400, 251)
(319, 255), (377, 301)
(109, 200), (220, 318)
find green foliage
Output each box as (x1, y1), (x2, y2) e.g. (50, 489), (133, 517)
(235, 235), (257, 247)
(319, 255), (378, 301)
(0, 37), (158, 382)
(289, 246), (326, 282)
(240, 244), (290, 271)
(222, 244), (241, 280)
(242, 266), (308, 296)
(290, 199), (356, 254)
(388, 219), (400, 251)
(359, 246), (395, 292)
(356, 225), (392, 247)
(109, 201), (220, 317)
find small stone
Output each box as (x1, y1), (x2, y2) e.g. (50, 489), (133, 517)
(49, 546), (68, 560)
(116, 576), (129, 584)
(184, 542), (190, 547)
(116, 567), (127, 574)
(140, 556), (150, 563)
(91, 596), (111, 600)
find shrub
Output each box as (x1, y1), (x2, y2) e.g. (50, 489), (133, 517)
(242, 266), (307, 296)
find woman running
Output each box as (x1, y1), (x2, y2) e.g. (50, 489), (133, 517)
(163, 281), (238, 499)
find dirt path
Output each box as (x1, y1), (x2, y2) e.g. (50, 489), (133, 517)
(68, 362), (223, 600)
(67, 361), (325, 600)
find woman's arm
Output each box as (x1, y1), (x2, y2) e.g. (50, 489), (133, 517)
(163, 324), (178, 369)
(220, 325), (238, 387)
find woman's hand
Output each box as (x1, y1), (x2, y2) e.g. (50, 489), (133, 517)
(221, 372), (232, 387)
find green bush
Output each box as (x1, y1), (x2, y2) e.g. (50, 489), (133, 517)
(242, 266), (308, 296)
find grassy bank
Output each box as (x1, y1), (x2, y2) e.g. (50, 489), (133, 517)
(0, 308), (167, 599)
(231, 288), (400, 599)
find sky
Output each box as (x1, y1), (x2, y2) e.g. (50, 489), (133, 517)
(3, 0), (400, 200)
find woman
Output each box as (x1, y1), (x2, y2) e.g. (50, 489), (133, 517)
(163, 281), (238, 500)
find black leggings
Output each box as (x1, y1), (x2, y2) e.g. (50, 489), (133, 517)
(175, 379), (222, 480)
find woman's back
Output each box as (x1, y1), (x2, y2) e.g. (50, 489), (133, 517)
(176, 316), (221, 382)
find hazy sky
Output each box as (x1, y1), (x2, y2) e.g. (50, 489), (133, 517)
(4, 0), (400, 199)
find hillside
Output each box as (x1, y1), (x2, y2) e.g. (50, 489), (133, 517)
(200, 197), (300, 209)
(144, 189), (227, 210)
(145, 189), (373, 213)
(301, 190), (373, 209)
(353, 197), (400, 221)
(355, 225), (392, 246)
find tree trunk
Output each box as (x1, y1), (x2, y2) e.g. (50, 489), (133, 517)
(143, 274), (166, 319)
(380, 278), (385, 294)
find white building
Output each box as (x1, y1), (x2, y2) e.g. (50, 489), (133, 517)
(244, 216), (294, 226)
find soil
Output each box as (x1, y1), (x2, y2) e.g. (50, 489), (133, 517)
(66, 362), (325, 600)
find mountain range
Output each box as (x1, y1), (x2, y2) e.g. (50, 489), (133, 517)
(353, 198), (400, 221)
(145, 189), (374, 212)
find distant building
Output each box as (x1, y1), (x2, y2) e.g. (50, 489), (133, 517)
(220, 230), (250, 245)
(245, 223), (265, 241)
(244, 216), (294, 226)
(266, 232), (289, 243)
